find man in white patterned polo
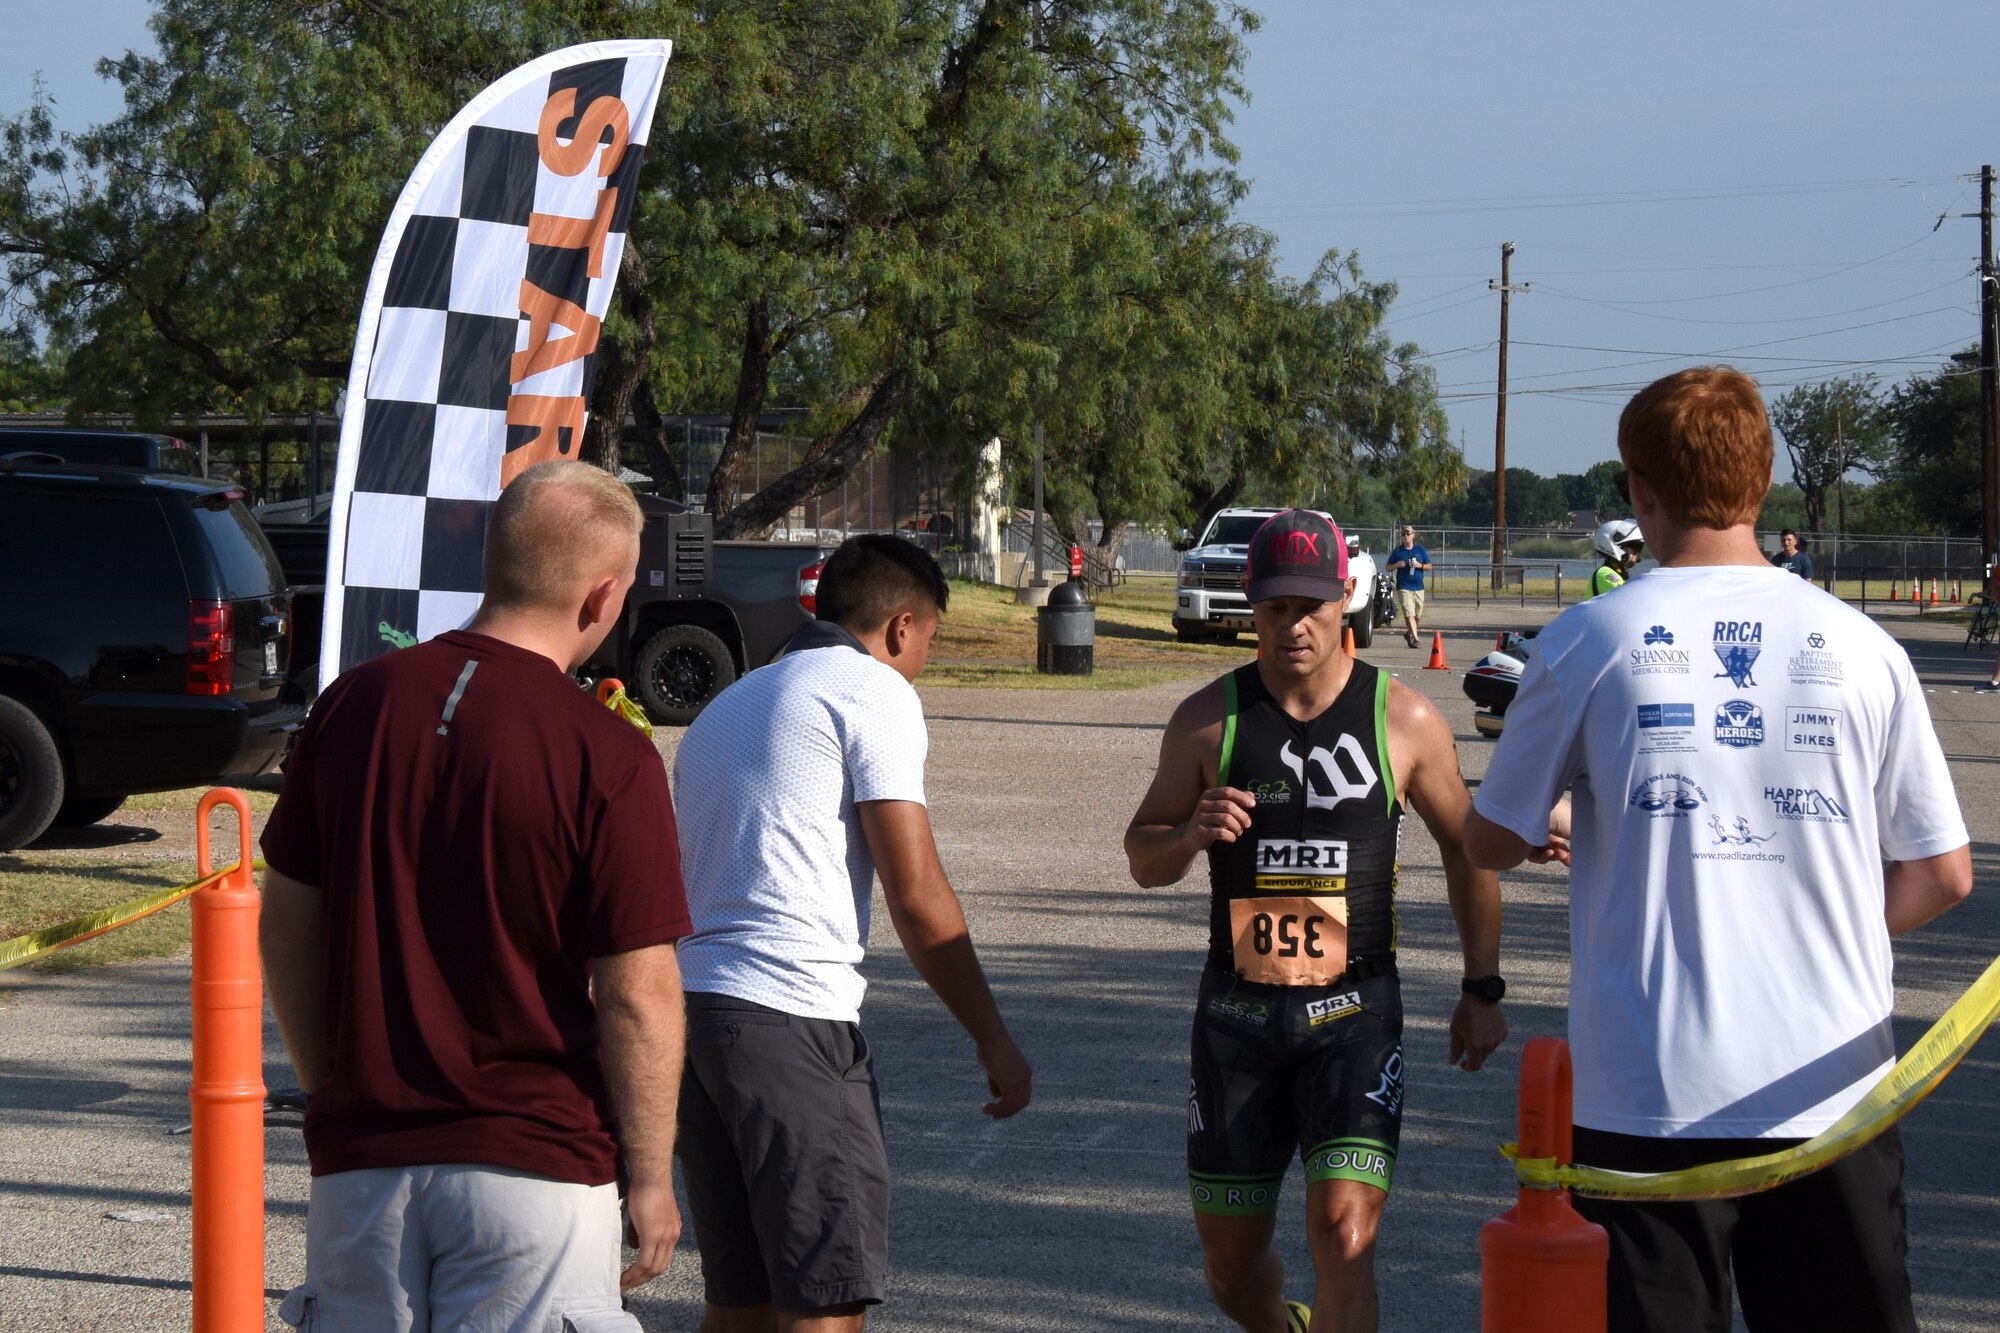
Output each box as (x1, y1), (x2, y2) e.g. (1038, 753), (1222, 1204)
(670, 534), (1033, 1331)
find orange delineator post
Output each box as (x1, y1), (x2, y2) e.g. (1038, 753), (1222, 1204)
(1480, 1037), (1607, 1333)
(191, 788), (266, 1333)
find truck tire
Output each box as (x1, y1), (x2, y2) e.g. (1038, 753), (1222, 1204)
(634, 625), (739, 726)
(53, 795), (127, 828)
(0, 695), (63, 851)
(1348, 606), (1375, 649)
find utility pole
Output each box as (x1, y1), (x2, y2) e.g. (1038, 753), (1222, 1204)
(1982, 165), (1998, 592)
(1488, 242), (1530, 591)
(1031, 421), (1046, 586)
(1835, 400), (1845, 593)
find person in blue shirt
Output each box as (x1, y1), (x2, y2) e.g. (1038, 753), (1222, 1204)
(1385, 525), (1431, 647)
(1770, 529), (1814, 579)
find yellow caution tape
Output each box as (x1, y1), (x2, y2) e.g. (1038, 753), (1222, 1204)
(0, 858), (265, 973)
(1505, 952), (2000, 1200)
(601, 683), (654, 738)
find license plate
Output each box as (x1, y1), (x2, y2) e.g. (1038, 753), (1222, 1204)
(264, 641), (278, 675)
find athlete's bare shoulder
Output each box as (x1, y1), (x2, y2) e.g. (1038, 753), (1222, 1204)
(1382, 673), (1463, 782)
(1161, 670), (1234, 755)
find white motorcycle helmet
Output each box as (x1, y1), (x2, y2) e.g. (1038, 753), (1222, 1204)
(1594, 518), (1643, 561)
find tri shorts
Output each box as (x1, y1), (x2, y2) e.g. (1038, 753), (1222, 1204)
(1187, 962), (1403, 1215)
(1395, 588), (1425, 620)
(1571, 1124), (1915, 1333)
(675, 992), (891, 1312)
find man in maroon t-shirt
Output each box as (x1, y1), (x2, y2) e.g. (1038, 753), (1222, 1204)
(260, 462), (691, 1332)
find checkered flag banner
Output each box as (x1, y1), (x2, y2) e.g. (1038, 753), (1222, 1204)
(322, 39), (672, 685)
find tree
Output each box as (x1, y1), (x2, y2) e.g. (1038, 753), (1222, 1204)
(1879, 350), (1983, 537)
(1556, 459), (1627, 523)
(1769, 376), (1890, 536)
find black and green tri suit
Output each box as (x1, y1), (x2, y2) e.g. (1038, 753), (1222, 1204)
(1187, 659), (1406, 1217)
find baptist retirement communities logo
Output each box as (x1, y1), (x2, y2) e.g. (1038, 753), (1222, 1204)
(1712, 620), (1762, 688)
(1788, 630), (1845, 686)
(1631, 625), (1692, 676)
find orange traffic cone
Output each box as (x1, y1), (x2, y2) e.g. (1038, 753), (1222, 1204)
(1890, 580), (1899, 602)
(1342, 625), (1357, 657)
(1425, 631), (1450, 670)
(1929, 578), (1939, 605)
(1951, 579), (1961, 603)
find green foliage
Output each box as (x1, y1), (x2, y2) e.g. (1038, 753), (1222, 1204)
(1879, 350), (1983, 537)
(1769, 376), (1890, 536)
(0, 327), (62, 410)
(2, 1), (1448, 542)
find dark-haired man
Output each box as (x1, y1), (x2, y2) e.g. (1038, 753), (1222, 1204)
(1770, 528), (1814, 579)
(1126, 509), (1507, 1333)
(671, 533), (1033, 1331)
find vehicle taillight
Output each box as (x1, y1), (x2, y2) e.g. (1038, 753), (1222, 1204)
(798, 561), (823, 615)
(188, 600), (235, 696)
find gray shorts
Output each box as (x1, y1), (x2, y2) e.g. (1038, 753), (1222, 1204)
(676, 991), (890, 1312)
(280, 1165), (638, 1332)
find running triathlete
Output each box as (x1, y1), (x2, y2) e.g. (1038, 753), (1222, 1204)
(1125, 509), (1508, 1333)
(1585, 518), (1644, 598)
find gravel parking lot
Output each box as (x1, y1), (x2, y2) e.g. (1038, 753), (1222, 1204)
(1, 604), (1996, 1330)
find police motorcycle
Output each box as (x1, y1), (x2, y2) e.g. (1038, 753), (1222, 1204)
(1462, 520), (1642, 739)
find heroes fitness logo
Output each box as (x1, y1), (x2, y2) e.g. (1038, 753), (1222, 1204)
(1630, 624), (1692, 676)
(1712, 620), (1762, 688)
(1713, 699), (1765, 748)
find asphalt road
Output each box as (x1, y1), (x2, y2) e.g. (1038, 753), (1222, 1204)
(0, 602), (1995, 1330)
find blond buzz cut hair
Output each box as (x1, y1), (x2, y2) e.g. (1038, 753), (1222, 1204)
(482, 460), (643, 612)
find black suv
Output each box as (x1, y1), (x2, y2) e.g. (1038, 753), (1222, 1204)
(0, 461), (305, 849)
(0, 426), (201, 476)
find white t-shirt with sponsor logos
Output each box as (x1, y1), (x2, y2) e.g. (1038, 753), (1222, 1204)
(1476, 564), (1966, 1138)
(671, 640), (928, 1023)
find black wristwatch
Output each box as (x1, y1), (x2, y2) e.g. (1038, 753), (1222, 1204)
(1461, 974), (1507, 1004)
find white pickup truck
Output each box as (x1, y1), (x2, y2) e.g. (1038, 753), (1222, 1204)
(1172, 507), (1389, 646)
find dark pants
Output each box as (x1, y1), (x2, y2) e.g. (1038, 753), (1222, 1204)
(1571, 1125), (1915, 1333)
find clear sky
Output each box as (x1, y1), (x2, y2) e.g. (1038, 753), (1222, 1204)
(6, 1), (1995, 481)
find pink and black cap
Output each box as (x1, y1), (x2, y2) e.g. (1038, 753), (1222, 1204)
(1246, 509), (1350, 603)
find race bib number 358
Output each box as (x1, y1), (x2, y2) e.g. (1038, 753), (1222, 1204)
(1229, 895), (1349, 986)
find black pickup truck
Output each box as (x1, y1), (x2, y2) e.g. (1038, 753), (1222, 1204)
(263, 498), (831, 724)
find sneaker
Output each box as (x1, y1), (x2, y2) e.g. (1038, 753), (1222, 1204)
(1285, 1300), (1312, 1332)
(1976, 680), (2000, 694)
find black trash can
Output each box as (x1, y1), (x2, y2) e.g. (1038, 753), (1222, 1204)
(1037, 579), (1095, 675)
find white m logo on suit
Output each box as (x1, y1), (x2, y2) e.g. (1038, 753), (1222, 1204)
(1279, 736), (1379, 812)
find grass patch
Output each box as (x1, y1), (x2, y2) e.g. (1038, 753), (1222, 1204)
(921, 663), (1212, 690)
(934, 576), (1247, 673)
(0, 785), (275, 975)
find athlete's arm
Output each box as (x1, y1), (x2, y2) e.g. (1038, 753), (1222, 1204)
(1884, 846), (1972, 935)
(1124, 680), (1255, 888)
(594, 943), (685, 1290)
(861, 799), (1032, 1119)
(1464, 796), (1571, 870)
(1389, 684), (1509, 1073)
(258, 868), (328, 1096)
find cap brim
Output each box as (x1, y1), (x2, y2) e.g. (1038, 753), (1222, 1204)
(1247, 574), (1349, 604)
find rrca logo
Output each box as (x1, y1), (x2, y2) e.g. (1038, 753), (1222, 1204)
(1713, 699), (1764, 748)
(1711, 620), (1762, 688)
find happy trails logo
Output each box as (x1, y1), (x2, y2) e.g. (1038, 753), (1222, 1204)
(1629, 772), (1707, 816)
(1788, 629), (1844, 686)
(1711, 620), (1762, 688)
(1630, 625), (1692, 676)
(1713, 699), (1765, 748)
(1764, 785), (1850, 823)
